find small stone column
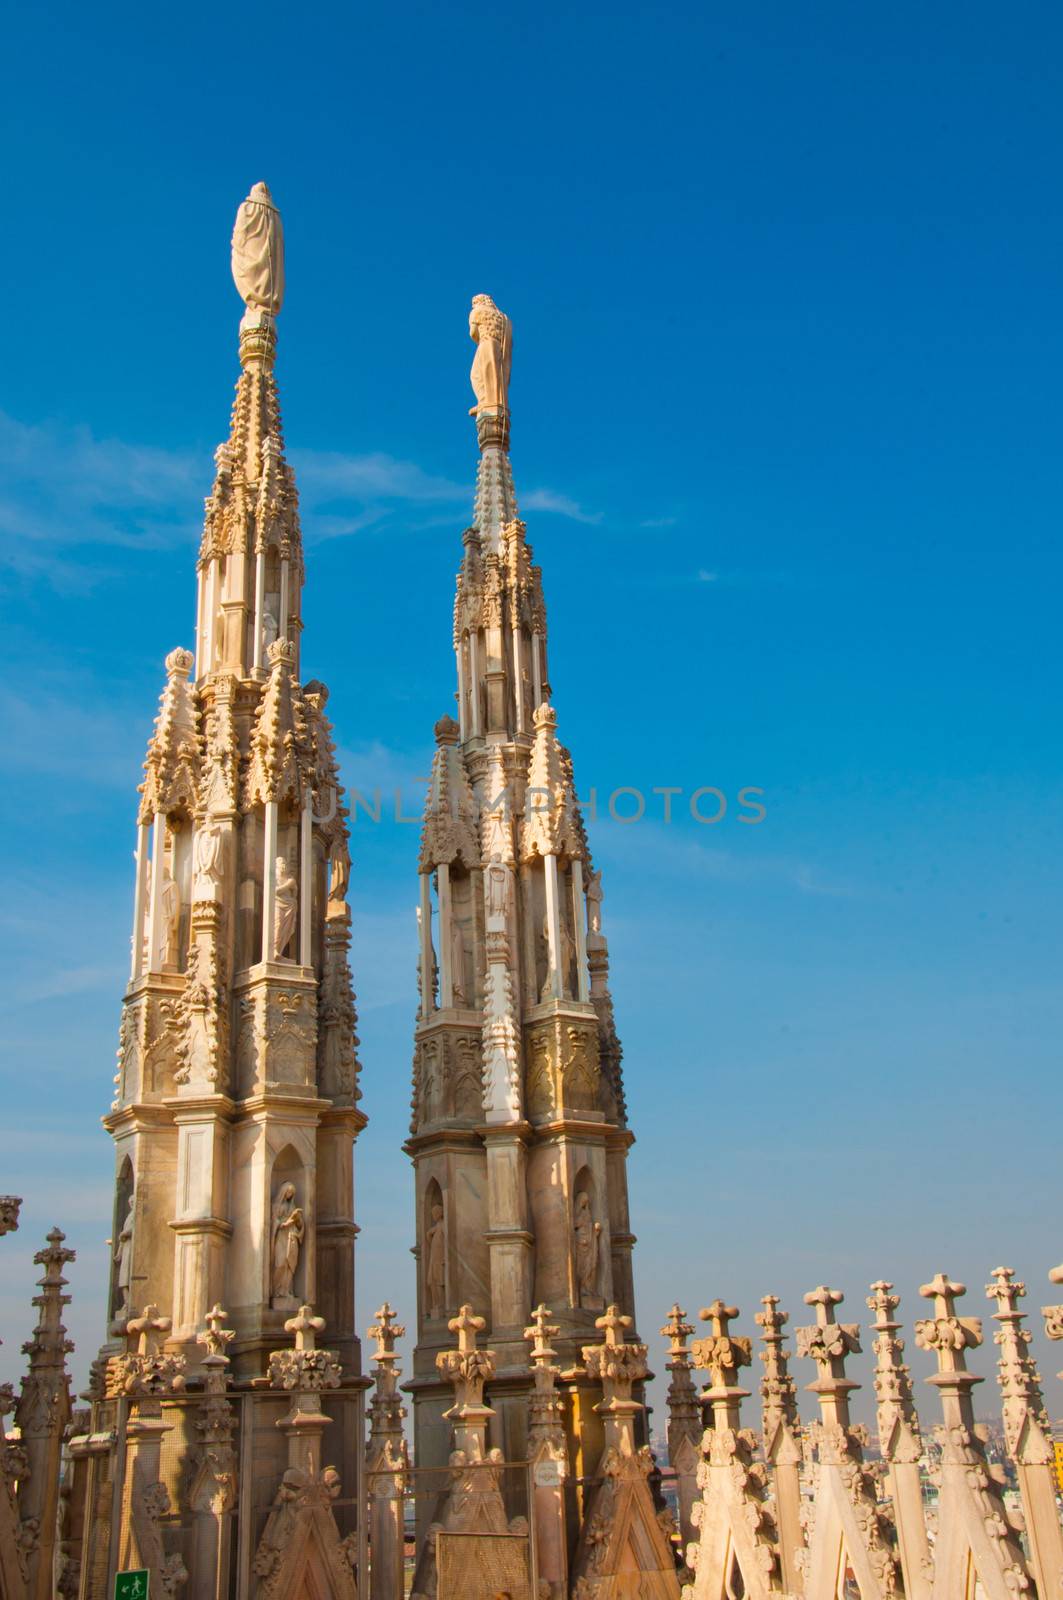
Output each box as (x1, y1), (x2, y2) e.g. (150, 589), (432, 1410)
(754, 1294), (804, 1595)
(110, 1305), (189, 1594)
(659, 1304), (701, 1554)
(130, 822), (150, 982)
(254, 1304), (356, 1597)
(267, 1304), (341, 1476)
(417, 876), (435, 1017)
(584, 1304), (646, 1458)
(188, 1306), (237, 1600)
(365, 1304), (408, 1600)
(146, 810), (168, 973)
(687, 1300), (776, 1599)
(986, 1267), (1063, 1599)
(299, 794), (313, 967)
(866, 1282), (930, 1600)
(570, 859), (589, 1002)
(435, 1304), (496, 1464)
(542, 852), (563, 1000)
(15, 1227), (75, 1600)
(252, 545), (267, 674)
(914, 1272), (1031, 1598)
(436, 862), (455, 1008)
(570, 1306), (680, 1599)
(260, 799), (279, 965)
(796, 1285), (898, 1598)
(524, 1306), (568, 1600)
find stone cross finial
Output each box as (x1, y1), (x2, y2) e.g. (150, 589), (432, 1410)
(524, 1304), (560, 1364)
(198, 1304), (235, 1361)
(914, 1273), (981, 1367)
(867, 1281), (900, 1326)
(126, 1304), (172, 1359)
(986, 1265), (1025, 1318)
(795, 1286), (860, 1367)
(36, 1226), (75, 1273)
(268, 1305), (341, 1398)
(755, 1293), (788, 1335)
(864, 1280), (922, 1467)
(804, 1285), (845, 1322)
(448, 1303), (486, 1355)
(691, 1300), (752, 1389)
(660, 1302), (694, 1358)
(285, 1304), (326, 1352)
(986, 1267), (1052, 1458)
(755, 1296), (798, 1414)
(795, 1286), (860, 1431)
(368, 1302), (405, 1364)
(595, 1304), (632, 1349)
(700, 1299), (739, 1339)
(919, 1272), (966, 1320)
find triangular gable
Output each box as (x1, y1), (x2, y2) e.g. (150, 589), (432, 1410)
(571, 1446), (681, 1600)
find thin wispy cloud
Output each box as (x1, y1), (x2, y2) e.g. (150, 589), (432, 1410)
(522, 487), (602, 524)
(0, 963), (124, 1011)
(641, 515), (678, 528)
(0, 408), (603, 583)
(593, 821), (857, 900)
(0, 681), (144, 789)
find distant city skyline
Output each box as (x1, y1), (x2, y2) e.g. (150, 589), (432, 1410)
(2, 0), (1061, 1430)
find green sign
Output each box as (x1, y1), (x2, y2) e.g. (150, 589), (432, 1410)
(115, 1573), (149, 1600)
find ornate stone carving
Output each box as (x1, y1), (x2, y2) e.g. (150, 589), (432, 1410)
(267, 1306), (342, 1394)
(192, 822), (223, 896)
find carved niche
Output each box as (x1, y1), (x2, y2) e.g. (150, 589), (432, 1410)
(265, 990), (316, 1087)
(451, 1034), (483, 1119)
(525, 1018), (600, 1119)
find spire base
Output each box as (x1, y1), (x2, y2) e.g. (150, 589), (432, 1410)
(239, 308), (277, 368)
(475, 406), (510, 452)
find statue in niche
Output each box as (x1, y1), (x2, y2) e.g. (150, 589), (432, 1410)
(425, 1202), (446, 1318)
(449, 916), (467, 1005)
(272, 856), (298, 960)
(468, 293), (513, 417)
(486, 855), (511, 921)
(160, 863), (181, 968)
(537, 918), (551, 1003)
(270, 1181), (304, 1308)
(539, 912), (575, 1000)
(328, 836), (351, 909)
(112, 1192), (135, 1322)
(586, 869), (603, 935)
(261, 604), (279, 654)
(416, 904), (438, 1008)
(231, 182), (285, 316)
(193, 822), (223, 896)
(141, 860), (152, 970)
(573, 1190), (602, 1308)
(559, 912), (575, 997)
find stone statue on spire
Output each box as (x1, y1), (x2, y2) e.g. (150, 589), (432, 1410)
(468, 293), (512, 416)
(231, 182), (285, 318)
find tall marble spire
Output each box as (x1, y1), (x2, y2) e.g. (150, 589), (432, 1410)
(407, 295), (636, 1476)
(105, 183), (364, 1385)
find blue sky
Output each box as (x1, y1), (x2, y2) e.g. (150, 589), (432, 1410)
(2, 1), (1061, 1424)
